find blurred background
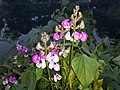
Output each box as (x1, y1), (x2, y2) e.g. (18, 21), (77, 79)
(0, 0), (120, 58)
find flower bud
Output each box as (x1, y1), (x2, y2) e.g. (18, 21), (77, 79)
(80, 20), (85, 29)
(41, 32), (49, 42)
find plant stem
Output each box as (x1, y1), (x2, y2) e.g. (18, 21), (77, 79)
(44, 42), (54, 90)
(46, 62), (54, 90)
(61, 39), (66, 89)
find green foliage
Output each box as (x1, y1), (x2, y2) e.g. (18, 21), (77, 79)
(113, 55), (120, 66)
(36, 68), (42, 81)
(72, 54), (98, 87)
(20, 70), (36, 90)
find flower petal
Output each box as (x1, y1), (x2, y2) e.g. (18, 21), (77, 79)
(52, 54), (59, 63)
(80, 32), (88, 42)
(61, 19), (70, 29)
(56, 73), (62, 80)
(36, 62), (42, 68)
(54, 63), (60, 71)
(41, 60), (46, 69)
(49, 61), (54, 69)
(46, 52), (52, 62)
(32, 54), (39, 64)
(54, 75), (57, 82)
(65, 32), (73, 41)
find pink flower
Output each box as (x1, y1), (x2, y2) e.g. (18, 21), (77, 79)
(9, 76), (18, 84)
(69, 20), (74, 27)
(61, 19), (70, 28)
(39, 51), (46, 61)
(61, 19), (74, 28)
(32, 54), (40, 64)
(73, 32), (81, 41)
(53, 32), (63, 40)
(80, 32), (88, 42)
(51, 49), (59, 55)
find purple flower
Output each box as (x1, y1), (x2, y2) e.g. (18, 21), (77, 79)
(80, 32), (88, 42)
(73, 32), (81, 41)
(61, 19), (70, 28)
(22, 46), (28, 52)
(32, 51), (46, 69)
(61, 19), (74, 29)
(16, 45), (22, 51)
(39, 50), (46, 61)
(32, 54), (40, 64)
(53, 32), (63, 40)
(16, 44), (28, 54)
(51, 49), (59, 55)
(9, 76), (18, 84)
(69, 20), (74, 27)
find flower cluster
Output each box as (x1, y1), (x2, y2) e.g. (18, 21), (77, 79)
(2, 76), (18, 85)
(16, 41), (28, 57)
(2, 76), (18, 90)
(31, 5), (88, 83)
(53, 5), (88, 42)
(32, 39), (63, 82)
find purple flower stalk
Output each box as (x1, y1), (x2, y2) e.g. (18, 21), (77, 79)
(16, 44), (28, 54)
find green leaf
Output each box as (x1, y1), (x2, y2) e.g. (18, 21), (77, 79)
(61, 0), (69, 7)
(42, 26), (54, 33)
(81, 42), (92, 55)
(20, 70), (36, 90)
(113, 55), (120, 66)
(56, 16), (65, 22)
(36, 68), (42, 81)
(38, 78), (49, 89)
(72, 54), (98, 87)
(48, 20), (59, 28)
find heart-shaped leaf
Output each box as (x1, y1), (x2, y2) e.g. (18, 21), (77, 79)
(72, 54), (98, 87)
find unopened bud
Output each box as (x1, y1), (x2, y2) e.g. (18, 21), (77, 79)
(41, 32), (50, 42)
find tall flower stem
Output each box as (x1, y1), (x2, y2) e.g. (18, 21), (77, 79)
(67, 21), (76, 89)
(61, 39), (66, 89)
(44, 42), (54, 90)
(69, 21), (76, 68)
